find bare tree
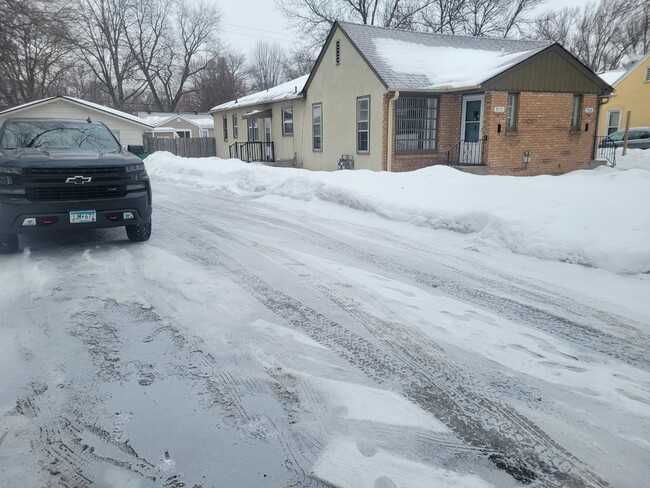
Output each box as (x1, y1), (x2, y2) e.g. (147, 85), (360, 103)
(124, 0), (222, 112)
(247, 41), (287, 92)
(276, 0), (433, 47)
(282, 47), (316, 80)
(70, 0), (145, 110)
(0, 0), (74, 109)
(186, 51), (248, 111)
(531, 0), (640, 72)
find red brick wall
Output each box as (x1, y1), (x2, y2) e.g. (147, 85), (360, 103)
(385, 93), (463, 172)
(483, 92), (597, 176)
(383, 91), (598, 176)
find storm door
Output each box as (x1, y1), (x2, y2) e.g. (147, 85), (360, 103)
(460, 95), (484, 164)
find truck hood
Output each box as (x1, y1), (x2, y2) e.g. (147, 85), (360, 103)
(0, 149), (142, 168)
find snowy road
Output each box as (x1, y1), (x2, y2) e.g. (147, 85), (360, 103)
(1, 179), (649, 488)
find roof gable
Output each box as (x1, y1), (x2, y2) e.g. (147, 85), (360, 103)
(608, 53), (650, 88)
(0, 96), (152, 128)
(335, 22), (548, 90)
(304, 22), (609, 94)
(483, 44), (612, 94)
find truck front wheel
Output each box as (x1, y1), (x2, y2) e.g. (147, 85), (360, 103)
(126, 221), (151, 242)
(0, 233), (19, 253)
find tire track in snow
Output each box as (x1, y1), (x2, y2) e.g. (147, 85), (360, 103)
(157, 194), (649, 371)
(159, 216), (609, 488)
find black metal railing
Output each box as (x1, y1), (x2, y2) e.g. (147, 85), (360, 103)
(229, 141), (275, 162)
(594, 136), (617, 167)
(446, 138), (486, 166)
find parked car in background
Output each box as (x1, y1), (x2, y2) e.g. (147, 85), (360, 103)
(603, 127), (650, 149)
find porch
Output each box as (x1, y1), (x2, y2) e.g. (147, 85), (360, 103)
(229, 141), (275, 162)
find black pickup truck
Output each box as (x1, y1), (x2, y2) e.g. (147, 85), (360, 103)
(0, 118), (152, 253)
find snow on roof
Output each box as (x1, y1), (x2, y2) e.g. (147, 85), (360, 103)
(0, 96), (152, 128)
(210, 75), (309, 112)
(138, 112), (214, 129)
(598, 70), (626, 86)
(338, 22), (549, 90)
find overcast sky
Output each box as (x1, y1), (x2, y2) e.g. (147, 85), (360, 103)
(218, 0), (593, 56)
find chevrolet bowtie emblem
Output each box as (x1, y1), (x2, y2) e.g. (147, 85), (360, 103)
(65, 176), (92, 185)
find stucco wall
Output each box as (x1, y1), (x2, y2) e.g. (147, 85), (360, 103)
(213, 98), (305, 164)
(303, 27), (387, 171)
(0, 100), (147, 146)
(597, 57), (650, 137)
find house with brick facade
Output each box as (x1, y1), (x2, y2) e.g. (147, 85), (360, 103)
(211, 22), (611, 176)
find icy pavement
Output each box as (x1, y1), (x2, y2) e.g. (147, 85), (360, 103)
(1, 153), (649, 488)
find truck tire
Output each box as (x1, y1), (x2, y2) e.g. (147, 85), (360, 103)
(0, 233), (19, 253)
(126, 221), (151, 242)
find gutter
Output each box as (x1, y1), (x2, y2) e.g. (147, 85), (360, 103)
(386, 91), (399, 172)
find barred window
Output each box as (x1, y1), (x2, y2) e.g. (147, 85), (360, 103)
(396, 97), (438, 152)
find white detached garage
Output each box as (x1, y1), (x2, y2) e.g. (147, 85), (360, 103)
(0, 96), (152, 147)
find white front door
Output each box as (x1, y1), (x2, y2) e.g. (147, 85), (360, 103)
(460, 95), (484, 164)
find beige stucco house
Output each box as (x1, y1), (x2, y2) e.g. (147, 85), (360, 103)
(138, 112), (215, 139)
(210, 76), (308, 165)
(211, 22), (611, 176)
(597, 54), (650, 137)
(0, 96), (152, 146)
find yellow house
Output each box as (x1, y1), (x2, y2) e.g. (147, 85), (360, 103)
(598, 53), (650, 137)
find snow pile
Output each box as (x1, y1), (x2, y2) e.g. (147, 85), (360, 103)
(145, 150), (650, 275)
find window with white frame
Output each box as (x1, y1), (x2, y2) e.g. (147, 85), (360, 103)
(223, 116), (228, 141)
(201, 129), (209, 138)
(570, 94), (582, 131)
(282, 108), (293, 135)
(396, 96), (438, 152)
(606, 109), (621, 135)
(506, 93), (519, 131)
(312, 103), (322, 150)
(232, 114), (238, 138)
(247, 117), (259, 141)
(176, 130), (191, 138)
(357, 96), (370, 152)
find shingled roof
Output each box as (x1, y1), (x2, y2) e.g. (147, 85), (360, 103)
(329, 22), (550, 90)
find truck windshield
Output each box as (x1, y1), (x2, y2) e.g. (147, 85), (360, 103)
(0, 120), (120, 152)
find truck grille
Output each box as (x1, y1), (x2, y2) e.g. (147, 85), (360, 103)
(26, 186), (127, 200)
(22, 166), (129, 201)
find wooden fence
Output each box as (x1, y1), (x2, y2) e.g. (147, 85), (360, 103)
(143, 136), (216, 158)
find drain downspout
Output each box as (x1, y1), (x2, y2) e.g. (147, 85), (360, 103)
(386, 91), (399, 172)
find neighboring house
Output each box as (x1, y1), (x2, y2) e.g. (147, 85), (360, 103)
(210, 76), (308, 165)
(0, 96), (152, 146)
(138, 112), (215, 139)
(212, 22), (611, 176)
(597, 54), (650, 137)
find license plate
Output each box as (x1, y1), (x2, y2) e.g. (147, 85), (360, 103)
(70, 210), (97, 224)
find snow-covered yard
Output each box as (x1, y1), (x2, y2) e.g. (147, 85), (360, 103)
(1, 150), (648, 488)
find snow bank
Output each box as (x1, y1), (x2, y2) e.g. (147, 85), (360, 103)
(145, 151), (650, 275)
